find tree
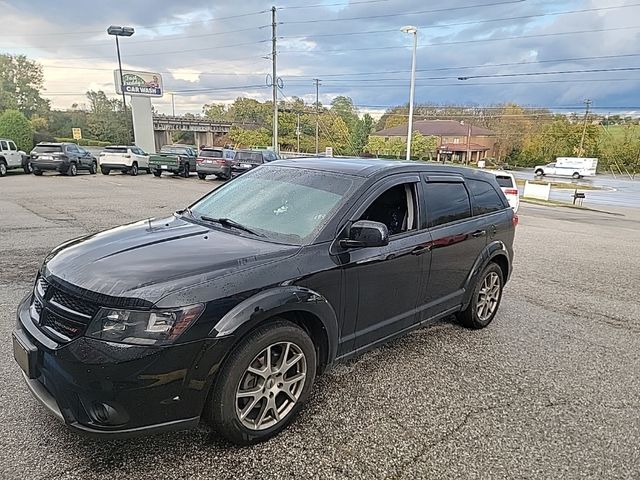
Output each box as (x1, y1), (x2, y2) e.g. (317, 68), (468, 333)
(228, 126), (271, 148)
(0, 54), (50, 117)
(202, 103), (228, 121)
(411, 132), (437, 160)
(85, 91), (131, 144)
(364, 136), (387, 156)
(0, 109), (34, 151)
(352, 113), (374, 155)
(330, 96), (359, 131)
(388, 137), (405, 158)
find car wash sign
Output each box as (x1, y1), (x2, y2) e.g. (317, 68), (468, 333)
(114, 70), (163, 97)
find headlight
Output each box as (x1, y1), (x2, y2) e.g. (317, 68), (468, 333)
(86, 304), (205, 346)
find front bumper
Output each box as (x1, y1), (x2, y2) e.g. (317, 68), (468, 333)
(14, 294), (229, 438)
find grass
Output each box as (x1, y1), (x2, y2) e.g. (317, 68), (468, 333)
(514, 178), (601, 190)
(520, 197), (623, 215)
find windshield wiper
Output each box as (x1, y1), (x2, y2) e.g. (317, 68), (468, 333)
(200, 216), (265, 237)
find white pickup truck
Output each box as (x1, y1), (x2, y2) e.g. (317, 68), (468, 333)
(534, 157), (598, 179)
(0, 138), (31, 176)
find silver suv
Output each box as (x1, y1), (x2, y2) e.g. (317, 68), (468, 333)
(0, 138), (31, 176)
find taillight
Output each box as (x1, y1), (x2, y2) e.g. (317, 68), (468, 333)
(505, 188), (518, 196)
(196, 158), (203, 163)
(215, 159), (226, 164)
(512, 213), (519, 227)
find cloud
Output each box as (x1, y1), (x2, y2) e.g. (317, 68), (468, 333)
(2, 0), (639, 115)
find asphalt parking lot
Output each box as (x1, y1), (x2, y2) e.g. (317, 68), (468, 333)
(1, 171), (639, 479)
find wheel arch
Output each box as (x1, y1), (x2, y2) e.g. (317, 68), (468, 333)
(462, 241), (511, 309)
(210, 286), (339, 373)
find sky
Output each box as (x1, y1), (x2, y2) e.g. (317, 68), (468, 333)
(1, 0), (640, 117)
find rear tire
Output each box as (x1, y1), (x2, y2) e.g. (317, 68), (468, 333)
(23, 161), (33, 174)
(130, 162), (139, 176)
(572, 172), (580, 179)
(101, 168), (110, 175)
(534, 169), (544, 176)
(0, 160), (6, 177)
(207, 320), (316, 445)
(33, 169), (43, 176)
(66, 162), (77, 176)
(146, 168), (151, 174)
(153, 170), (162, 177)
(198, 173), (207, 180)
(456, 262), (504, 329)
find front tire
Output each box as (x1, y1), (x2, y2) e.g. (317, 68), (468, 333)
(0, 160), (7, 177)
(130, 162), (139, 176)
(89, 161), (97, 174)
(207, 320), (316, 445)
(101, 167), (110, 175)
(182, 163), (190, 178)
(33, 169), (43, 176)
(534, 169), (544, 176)
(572, 172), (580, 179)
(457, 262), (504, 329)
(23, 161), (33, 174)
(153, 170), (162, 177)
(198, 173), (207, 180)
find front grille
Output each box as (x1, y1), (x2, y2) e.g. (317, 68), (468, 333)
(36, 276), (49, 297)
(50, 288), (100, 317)
(33, 298), (43, 315)
(41, 309), (86, 340)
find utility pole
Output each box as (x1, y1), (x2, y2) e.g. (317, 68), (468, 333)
(466, 122), (471, 165)
(271, 6), (278, 153)
(313, 78), (321, 155)
(578, 99), (592, 157)
(171, 93), (175, 117)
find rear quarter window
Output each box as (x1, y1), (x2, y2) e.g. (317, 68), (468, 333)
(467, 179), (507, 216)
(495, 175), (514, 188)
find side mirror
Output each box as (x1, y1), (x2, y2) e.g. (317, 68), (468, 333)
(339, 220), (389, 249)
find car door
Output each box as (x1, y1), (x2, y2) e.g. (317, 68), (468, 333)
(418, 175), (488, 319)
(134, 147), (149, 168)
(337, 175), (432, 352)
(7, 141), (22, 167)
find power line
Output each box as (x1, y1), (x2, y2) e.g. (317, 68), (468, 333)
(0, 9), (270, 37)
(280, 0), (524, 24)
(284, 78), (640, 88)
(282, 25), (640, 54)
(279, 0), (392, 10)
(281, 3), (640, 40)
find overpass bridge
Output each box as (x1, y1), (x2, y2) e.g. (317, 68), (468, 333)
(153, 116), (231, 150)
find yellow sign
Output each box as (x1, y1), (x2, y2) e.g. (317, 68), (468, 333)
(72, 128), (82, 140)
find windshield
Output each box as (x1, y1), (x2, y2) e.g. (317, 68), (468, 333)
(189, 166), (359, 244)
(199, 149), (223, 158)
(34, 145), (62, 153)
(161, 146), (189, 155)
(496, 175), (514, 188)
(235, 151), (263, 162)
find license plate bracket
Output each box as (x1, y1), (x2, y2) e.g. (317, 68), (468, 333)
(12, 331), (38, 379)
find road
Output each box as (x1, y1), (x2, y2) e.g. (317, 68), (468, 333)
(1, 171), (639, 479)
(511, 170), (640, 208)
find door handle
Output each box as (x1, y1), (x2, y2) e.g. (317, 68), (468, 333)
(411, 244), (431, 255)
(471, 230), (486, 238)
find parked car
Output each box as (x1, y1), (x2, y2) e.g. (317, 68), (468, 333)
(231, 148), (280, 176)
(99, 145), (150, 176)
(13, 158), (516, 445)
(0, 138), (32, 176)
(534, 157), (598, 179)
(486, 169), (519, 212)
(149, 144), (197, 177)
(30, 142), (97, 176)
(196, 147), (235, 180)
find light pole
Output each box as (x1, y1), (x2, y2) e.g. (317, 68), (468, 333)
(401, 25), (417, 161)
(107, 25), (134, 140)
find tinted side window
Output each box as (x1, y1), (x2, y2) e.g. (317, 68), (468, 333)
(0, 141), (7, 151)
(66, 144), (78, 153)
(425, 182), (471, 227)
(467, 179), (506, 216)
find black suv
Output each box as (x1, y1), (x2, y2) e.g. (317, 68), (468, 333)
(231, 148), (280, 176)
(31, 143), (97, 176)
(13, 158), (516, 444)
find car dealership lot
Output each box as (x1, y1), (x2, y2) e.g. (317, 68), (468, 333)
(1, 173), (639, 479)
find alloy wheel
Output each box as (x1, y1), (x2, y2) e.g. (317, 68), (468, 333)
(0, 162), (6, 176)
(476, 271), (501, 322)
(235, 341), (307, 431)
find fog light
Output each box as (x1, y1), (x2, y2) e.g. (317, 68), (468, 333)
(89, 401), (129, 426)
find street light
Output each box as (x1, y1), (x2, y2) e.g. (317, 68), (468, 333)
(401, 25), (417, 161)
(107, 25), (134, 121)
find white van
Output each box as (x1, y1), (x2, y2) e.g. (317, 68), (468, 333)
(99, 145), (150, 176)
(534, 157), (597, 179)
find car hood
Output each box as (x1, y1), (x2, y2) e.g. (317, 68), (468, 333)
(43, 215), (299, 304)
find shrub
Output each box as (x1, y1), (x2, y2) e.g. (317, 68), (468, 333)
(0, 109), (34, 151)
(55, 137), (110, 147)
